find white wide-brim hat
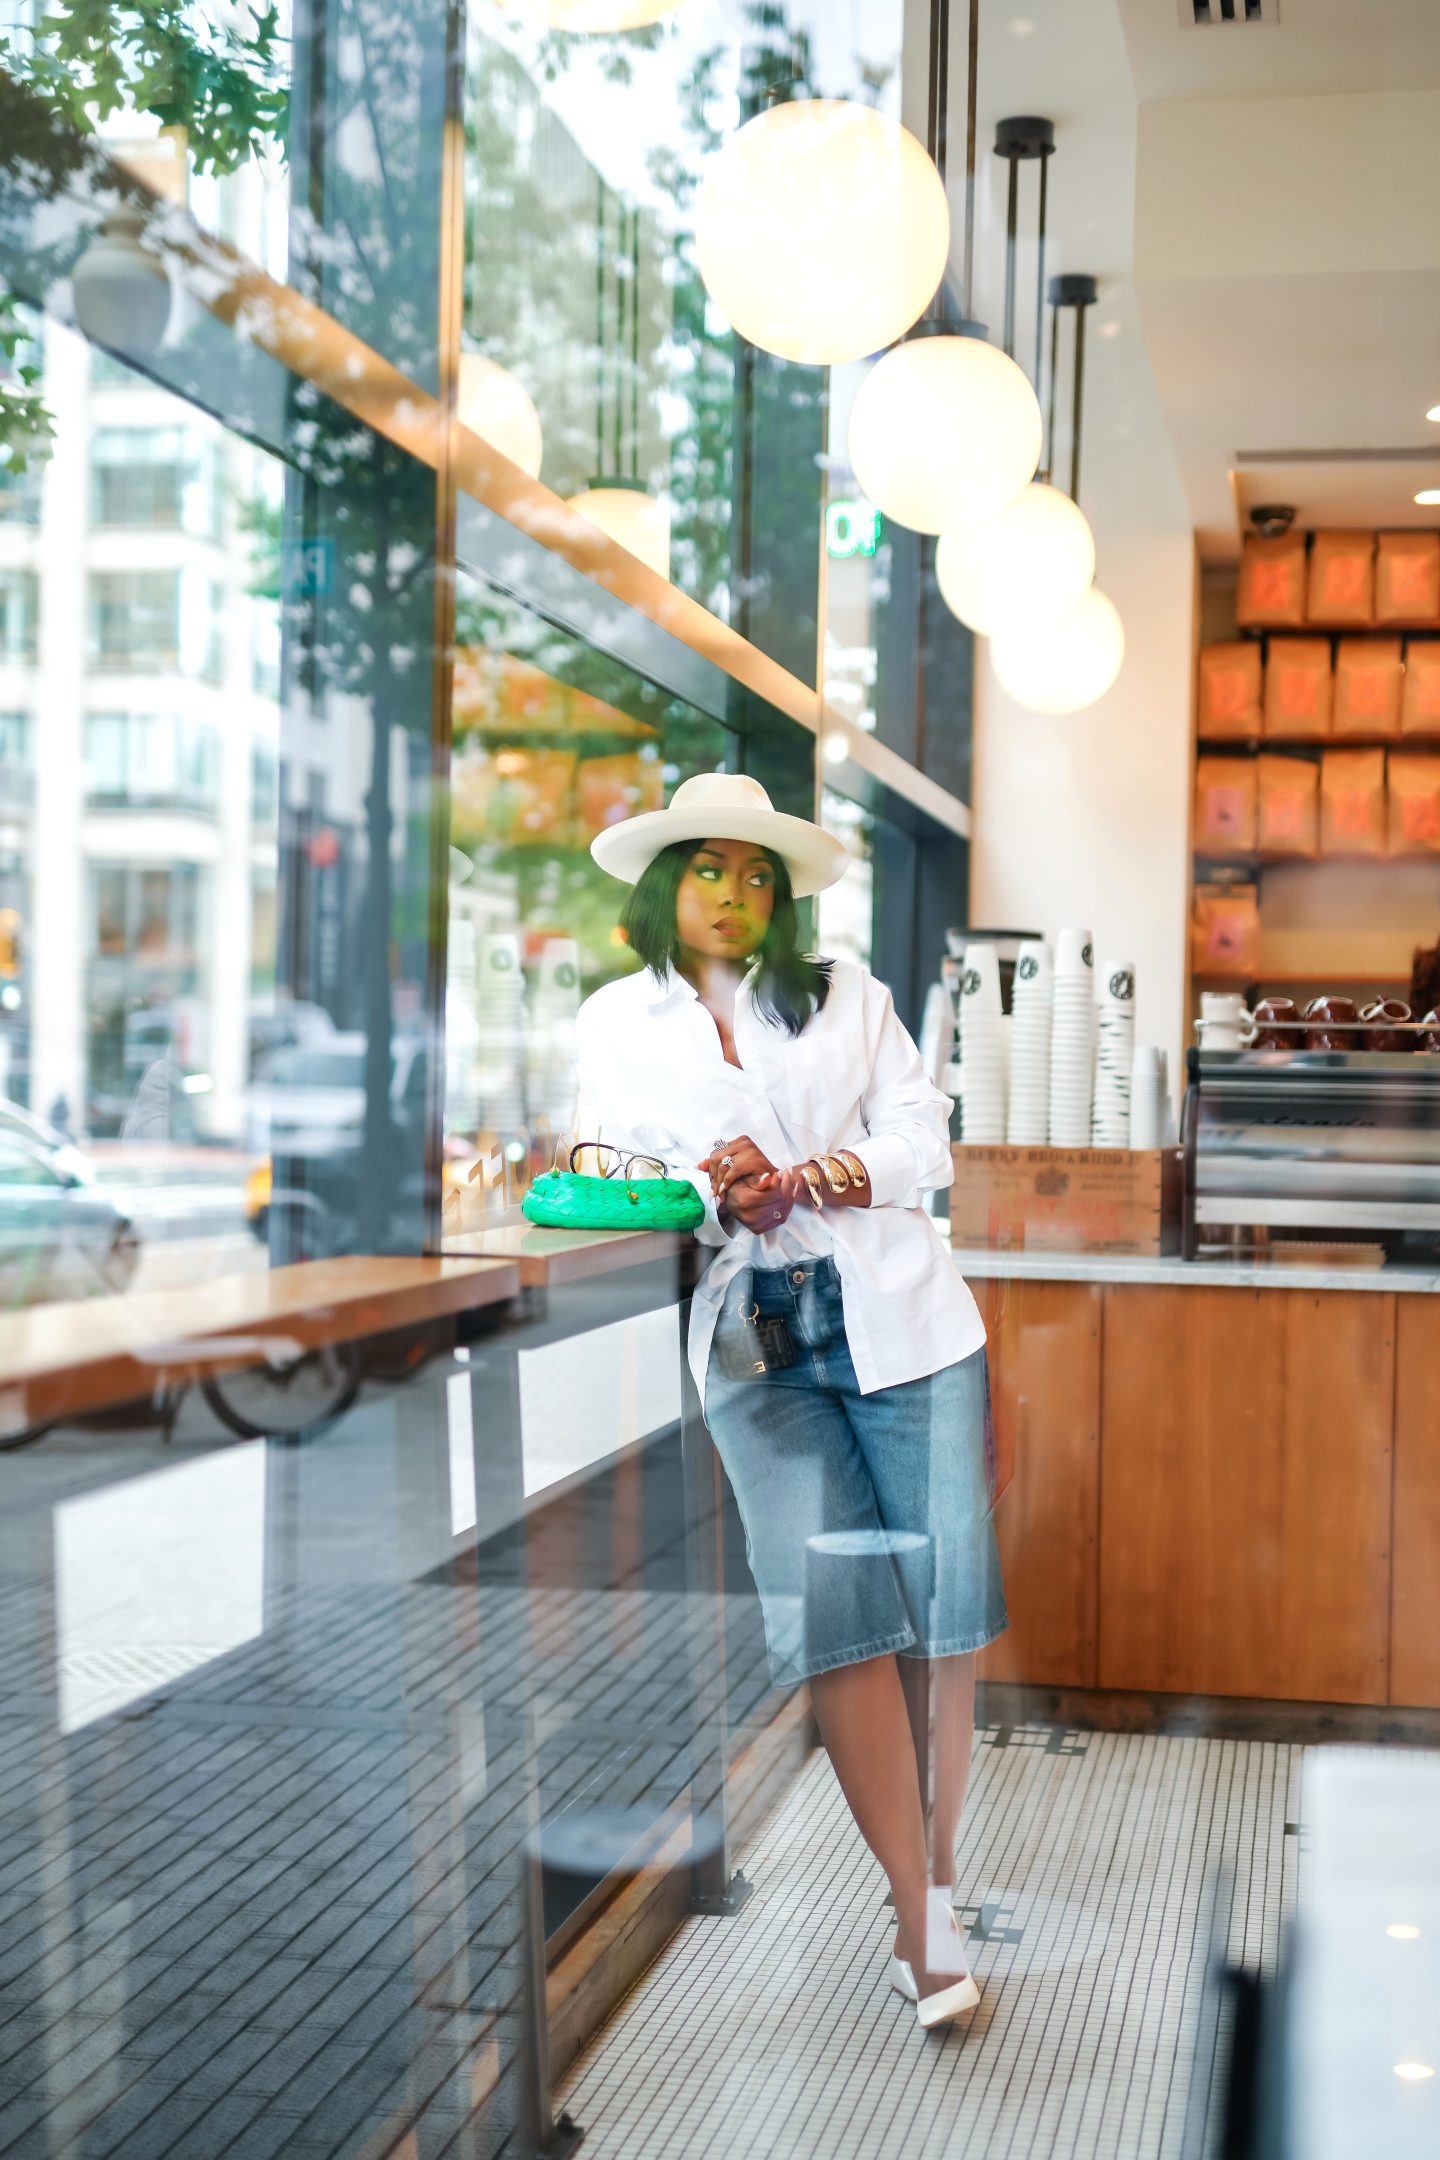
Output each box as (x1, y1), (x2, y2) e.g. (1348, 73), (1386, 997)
(590, 771), (849, 899)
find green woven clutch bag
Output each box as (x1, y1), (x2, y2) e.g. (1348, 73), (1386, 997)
(522, 1169), (705, 1232)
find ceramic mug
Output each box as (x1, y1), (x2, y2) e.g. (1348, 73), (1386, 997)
(1305, 994), (1358, 1052)
(1252, 996), (1299, 1050)
(1361, 998), (1412, 1053)
(1198, 992), (1254, 1052)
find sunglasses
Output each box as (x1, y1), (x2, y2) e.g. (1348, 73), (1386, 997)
(563, 1140), (668, 1181)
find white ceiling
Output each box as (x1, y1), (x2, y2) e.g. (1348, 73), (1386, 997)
(1115, 0), (1440, 556)
(1117, 0), (1440, 103)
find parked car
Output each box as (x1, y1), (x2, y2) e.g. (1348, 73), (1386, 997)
(242, 1035), (430, 1257)
(243, 1034), (427, 1163)
(0, 1097), (94, 1188)
(0, 1124), (140, 1303)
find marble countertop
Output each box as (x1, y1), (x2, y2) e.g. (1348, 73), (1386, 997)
(948, 1245), (1440, 1294)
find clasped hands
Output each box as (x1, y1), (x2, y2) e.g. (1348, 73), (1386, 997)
(698, 1135), (870, 1232)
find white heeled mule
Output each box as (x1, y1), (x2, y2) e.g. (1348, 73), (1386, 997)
(915, 1887), (980, 2028)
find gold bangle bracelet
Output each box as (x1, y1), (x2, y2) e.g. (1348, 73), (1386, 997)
(798, 1162), (826, 1210)
(819, 1154), (851, 1195)
(837, 1149), (868, 1188)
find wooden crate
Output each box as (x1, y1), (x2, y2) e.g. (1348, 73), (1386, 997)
(948, 1145), (1182, 1257)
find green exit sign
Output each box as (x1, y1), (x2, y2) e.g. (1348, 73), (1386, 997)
(826, 499), (882, 559)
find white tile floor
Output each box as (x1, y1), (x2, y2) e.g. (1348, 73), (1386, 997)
(561, 1723), (1302, 2160)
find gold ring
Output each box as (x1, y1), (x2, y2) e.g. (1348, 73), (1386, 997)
(799, 1162), (825, 1210)
(819, 1155), (851, 1195)
(837, 1149), (867, 1188)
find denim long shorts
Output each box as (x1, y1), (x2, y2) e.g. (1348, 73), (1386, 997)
(705, 1257), (1008, 1688)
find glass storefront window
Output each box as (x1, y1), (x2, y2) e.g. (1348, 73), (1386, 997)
(461, 2), (906, 687)
(87, 567), (223, 681)
(84, 711), (221, 812)
(817, 786), (875, 971)
(91, 424), (220, 536)
(0, 566), (38, 665)
(442, 565), (730, 1214)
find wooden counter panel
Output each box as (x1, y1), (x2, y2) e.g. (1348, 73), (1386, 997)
(976, 1278), (1102, 1688)
(1098, 1286), (1394, 1703)
(1391, 1297), (1440, 1708)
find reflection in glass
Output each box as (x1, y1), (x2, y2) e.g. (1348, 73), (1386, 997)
(54, 1440), (267, 1731)
(464, 4), (904, 679)
(443, 570), (727, 1221)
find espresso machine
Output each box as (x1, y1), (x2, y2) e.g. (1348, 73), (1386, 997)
(1182, 1047), (1440, 1260)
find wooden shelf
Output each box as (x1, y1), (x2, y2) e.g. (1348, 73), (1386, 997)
(1195, 851), (1440, 870)
(1238, 622), (1440, 639)
(1197, 734), (1440, 752)
(1193, 968), (1413, 987)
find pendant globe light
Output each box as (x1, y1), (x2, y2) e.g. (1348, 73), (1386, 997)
(694, 90), (949, 367)
(990, 586), (1124, 714)
(983, 270), (1121, 712)
(457, 352), (544, 479)
(568, 183), (670, 579)
(846, 0), (1042, 534)
(936, 481), (1094, 636)
(492, 1), (683, 29)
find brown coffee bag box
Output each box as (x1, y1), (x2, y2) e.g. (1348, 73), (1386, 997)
(1191, 884), (1260, 978)
(1388, 753), (1440, 855)
(1307, 530), (1375, 625)
(1320, 747), (1386, 855)
(1376, 532), (1440, 625)
(1237, 533), (1307, 628)
(1198, 642), (1263, 738)
(1402, 642), (1440, 734)
(1256, 753), (1319, 856)
(1194, 757), (1257, 854)
(1333, 637), (1403, 737)
(1263, 637), (1332, 737)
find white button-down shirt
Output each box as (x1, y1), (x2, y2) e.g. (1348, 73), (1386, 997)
(573, 957), (985, 1400)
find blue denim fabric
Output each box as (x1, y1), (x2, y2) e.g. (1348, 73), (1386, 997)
(705, 1257), (1008, 1688)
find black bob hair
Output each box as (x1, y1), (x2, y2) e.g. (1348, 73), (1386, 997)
(620, 839), (832, 1038)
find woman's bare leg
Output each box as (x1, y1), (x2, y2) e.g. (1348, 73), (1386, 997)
(808, 1655), (966, 1997)
(929, 1652), (978, 1890)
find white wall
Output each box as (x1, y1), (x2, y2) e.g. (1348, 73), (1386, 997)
(970, 524), (1195, 1087)
(962, 0), (1199, 1087)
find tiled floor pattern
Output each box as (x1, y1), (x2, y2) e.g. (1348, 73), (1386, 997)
(561, 1725), (1301, 2160)
(0, 1369), (779, 2160)
(0, 1566), (771, 2160)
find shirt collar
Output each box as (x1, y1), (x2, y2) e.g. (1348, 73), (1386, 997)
(642, 962), (760, 1012)
(641, 965), (697, 1011)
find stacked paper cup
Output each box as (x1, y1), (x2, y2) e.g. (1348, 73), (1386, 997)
(1049, 928), (1095, 1146)
(527, 936), (582, 1129)
(1129, 1045), (1168, 1150)
(1093, 960), (1137, 1146)
(476, 930), (527, 1135)
(958, 941), (1006, 1144)
(1006, 938), (1052, 1145)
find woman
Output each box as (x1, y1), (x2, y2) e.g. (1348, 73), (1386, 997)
(575, 771), (1006, 2029)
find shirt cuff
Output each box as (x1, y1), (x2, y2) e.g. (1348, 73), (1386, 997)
(693, 1178), (735, 1247)
(848, 1133), (921, 1210)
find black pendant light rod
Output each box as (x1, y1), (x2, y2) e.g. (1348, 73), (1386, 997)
(926, 0), (951, 183)
(961, 0), (977, 320)
(1046, 299), (1060, 482)
(993, 117), (1054, 365)
(922, 0), (955, 322)
(1003, 154), (1018, 356)
(1072, 296), (1088, 503)
(1034, 149), (1048, 390)
(1048, 272), (1098, 503)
